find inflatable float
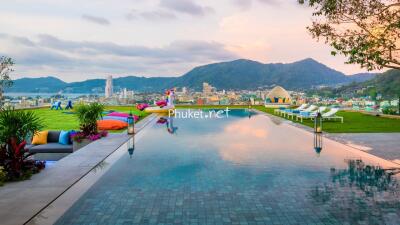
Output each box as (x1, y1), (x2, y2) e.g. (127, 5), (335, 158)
(145, 89), (175, 114)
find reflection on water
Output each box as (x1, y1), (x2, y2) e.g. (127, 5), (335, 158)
(311, 159), (400, 224)
(157, 117), (178, 134)
(314, 133), (323, 155)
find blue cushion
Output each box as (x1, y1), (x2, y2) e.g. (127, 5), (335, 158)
(102, 116), (128, 123)
(59, 130), (70, 145)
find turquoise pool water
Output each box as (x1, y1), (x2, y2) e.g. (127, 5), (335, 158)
(55, 109), (400, 225)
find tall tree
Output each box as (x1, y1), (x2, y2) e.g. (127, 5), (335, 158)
(299, 0), (400, 71)
(0, 57), (14, 108)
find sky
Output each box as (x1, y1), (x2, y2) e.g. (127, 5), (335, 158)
(0, 0), (376, 82)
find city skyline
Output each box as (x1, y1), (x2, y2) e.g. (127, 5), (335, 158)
(0, 0), (383, 82)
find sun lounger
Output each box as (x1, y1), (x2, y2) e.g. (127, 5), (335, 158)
(321, 108), (343, 123)
(286, 105), (317, 119)
(279, 104), (308, 117)
(296, 106), (327, 122)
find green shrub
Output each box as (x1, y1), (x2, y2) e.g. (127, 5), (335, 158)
(0, 107), (45, 180)
(382, 106), (398, 115)
(74, 102), (104, 136)
(0, 166), (6, 186)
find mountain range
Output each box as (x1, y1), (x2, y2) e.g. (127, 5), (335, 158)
(6, 58), (377, 93)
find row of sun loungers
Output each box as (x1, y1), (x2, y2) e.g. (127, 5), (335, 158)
(274, 104), (344, 123)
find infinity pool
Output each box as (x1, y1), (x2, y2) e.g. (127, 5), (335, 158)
(42, 110), (400, 224)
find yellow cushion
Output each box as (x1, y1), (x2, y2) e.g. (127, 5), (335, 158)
(270, 98), (275, 103)
(32, 131), (48, 145)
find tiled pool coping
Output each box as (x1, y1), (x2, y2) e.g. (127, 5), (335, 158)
(0, 114), (157, 225)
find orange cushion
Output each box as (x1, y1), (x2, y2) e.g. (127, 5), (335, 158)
(97, 120), (128, 130)
(278, 98), (283, 103)
(32, 131), (48, 145)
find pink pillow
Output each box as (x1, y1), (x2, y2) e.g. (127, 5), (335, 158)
(107, 112), (130, 118)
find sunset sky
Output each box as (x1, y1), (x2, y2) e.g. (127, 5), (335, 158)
(0, 0), (377, 82)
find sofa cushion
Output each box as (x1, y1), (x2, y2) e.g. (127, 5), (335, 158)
(29, 143), (73, 154)
(48, 131), (61, 143)
(32, 131), (48, 145)
(59, 130), (70, 145)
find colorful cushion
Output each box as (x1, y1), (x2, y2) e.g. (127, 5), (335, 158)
(103, 116), (128, 122)
(97, 120), (128, 130)
(107, 112), (130, 118)
(32, 131), (49, 145)
(58, 130), (70, 145)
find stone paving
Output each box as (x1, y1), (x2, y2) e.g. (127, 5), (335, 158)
(326, 133), (400, 164)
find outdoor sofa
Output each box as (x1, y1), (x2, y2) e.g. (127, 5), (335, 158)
(25, 131), (73, 154)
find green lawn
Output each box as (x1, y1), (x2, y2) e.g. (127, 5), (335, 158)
(26, 106), (148, 131)
(253, 106), (400, 133)
(27, 105), (400, 133)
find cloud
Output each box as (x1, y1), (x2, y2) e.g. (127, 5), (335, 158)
(81, 14), (110, 25)
(35, 34), (236, 61)
(159, 0), (214, 16)
(231, 0), (253, 10)
(126, 9), (177, 21)
(257, 0), (280, 6)
(231, 0), (280, 10)
(0, 33), (237, 80)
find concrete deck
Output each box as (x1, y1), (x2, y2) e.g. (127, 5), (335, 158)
(0, 114), (156, 225)
(326, 133), (400, 164)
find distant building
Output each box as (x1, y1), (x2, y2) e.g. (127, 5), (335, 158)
(182, 87), (188, 94)
(203, 82), (214, 96)
(105, 76), (113, 98)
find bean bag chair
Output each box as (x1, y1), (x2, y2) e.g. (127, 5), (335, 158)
(156, 100), (167, 107)
(107, 112), (130, 118)
(137, 103), (149, 111)
(97, 120), (128, 130)
(103, 116), (128, 123)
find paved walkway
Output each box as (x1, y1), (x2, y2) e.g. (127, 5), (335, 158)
(0, 114), (156, 225)
(326, 133), (400, 164)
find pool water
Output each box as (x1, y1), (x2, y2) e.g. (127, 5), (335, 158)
(55, 109), (400, 225)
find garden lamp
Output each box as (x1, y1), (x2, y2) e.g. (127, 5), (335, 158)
(314, 112), (322, 133)
(127, 112), (135, 135)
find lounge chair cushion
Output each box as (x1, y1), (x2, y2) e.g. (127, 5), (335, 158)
(29, 143), (73, 154)
(32, 131), (49, 145)
(97, 120), (128, 130)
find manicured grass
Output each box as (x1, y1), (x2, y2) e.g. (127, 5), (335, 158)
(26, 106), (148, 131)
(178, 105), (400, 133)
(176, 105), (249, 109)
(254, 106), (400, 133)
(26, 105), (400, 133)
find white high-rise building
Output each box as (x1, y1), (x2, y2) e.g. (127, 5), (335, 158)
(105, 76), (113, 98)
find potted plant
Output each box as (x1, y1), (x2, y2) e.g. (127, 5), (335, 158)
(0, 107), (46, 182)
(72, 103), (108, 150)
